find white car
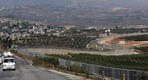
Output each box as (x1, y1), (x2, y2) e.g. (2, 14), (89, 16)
(2, 58), (16, 71)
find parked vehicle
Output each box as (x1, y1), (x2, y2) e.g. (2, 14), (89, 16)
(2, 57), (16, 71)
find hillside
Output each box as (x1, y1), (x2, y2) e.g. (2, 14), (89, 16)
(1, 5), (148, 26)
(0, 0), (148, 26)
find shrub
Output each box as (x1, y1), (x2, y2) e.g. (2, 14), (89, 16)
(32, 57), (59, 67)
(69, 65), (89, 74)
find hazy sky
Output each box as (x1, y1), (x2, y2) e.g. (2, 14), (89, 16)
(0, 0), (148, 8)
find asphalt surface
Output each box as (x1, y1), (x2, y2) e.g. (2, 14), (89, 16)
(0, 57), (80, 80)
(86, 32), (148, 55)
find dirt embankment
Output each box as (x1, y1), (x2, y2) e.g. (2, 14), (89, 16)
(103, 37), (148, 47)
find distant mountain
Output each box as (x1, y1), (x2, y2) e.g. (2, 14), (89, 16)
(0, 0), (148, 8)
(0, 0), (148, 26)
(1, 4), (148, 26)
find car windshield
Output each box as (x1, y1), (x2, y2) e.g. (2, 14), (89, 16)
(4, 59), (15, 63)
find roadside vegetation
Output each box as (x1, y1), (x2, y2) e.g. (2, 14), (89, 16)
(48, 53), (148, 71)
(32, 57), (59, 68)
(32, 57), (92, 79)
(32, 56), (90, 77)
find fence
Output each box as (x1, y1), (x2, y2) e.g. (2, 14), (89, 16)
(96, 44), (134, 55)
(15, 49), (148, 80)
(59, 59), (148, 80)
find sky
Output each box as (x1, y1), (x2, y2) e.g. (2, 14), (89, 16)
(0, 0), (148, 8)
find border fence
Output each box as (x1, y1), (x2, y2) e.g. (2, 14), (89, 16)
(59, 59), (148, 80)
(16, 49), (148, 80)
(96, 44), (134, 55)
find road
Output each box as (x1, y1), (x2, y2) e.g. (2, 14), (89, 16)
(0, 57), (81, 80)
(87, 32), (148, 49)
(86, 32), (148, 55)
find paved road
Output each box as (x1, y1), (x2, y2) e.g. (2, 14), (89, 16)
(0, 57), (80, 80)
(86, 32), (148, 55)
(87, 32), (148, 49)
